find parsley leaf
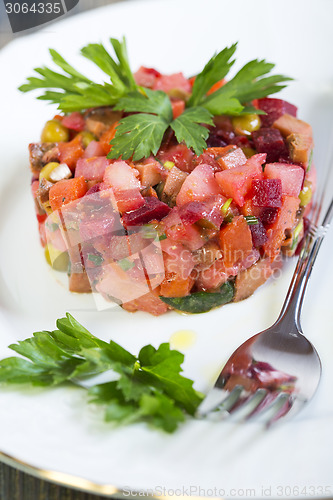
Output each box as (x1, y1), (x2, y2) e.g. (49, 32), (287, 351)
(170, 107), (214, 156)
(199, 59), (292, 116)
(19, 38), (136, 112)
(114, 88), (173, 121)
(0, 314), (203, 433)
(108, 113), (169, 161)
(188, 43), (237, 107)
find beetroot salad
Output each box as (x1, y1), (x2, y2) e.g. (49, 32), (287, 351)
(21, 38), (315, 315)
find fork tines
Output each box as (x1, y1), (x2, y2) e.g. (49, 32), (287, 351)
(196, 386), (298, 426)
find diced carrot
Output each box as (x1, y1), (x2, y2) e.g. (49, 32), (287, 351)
(49, 176), (87, 212)
(99, 122), (119, 155)
(207, 79), (226, 95)
(219, 216), (253, 268)
(58, 135), (84, 170)
(160, 273), (194, 297)
(204, 145), (237, 158)
(171, 99), (185, 119)
(53, 114), (63, 121)
(240, 198), (262, 218)
(263, 196), (300, 259)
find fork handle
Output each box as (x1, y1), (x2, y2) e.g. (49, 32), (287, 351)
(277, 197), (333, 331)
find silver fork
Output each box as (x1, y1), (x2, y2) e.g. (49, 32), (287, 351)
(197, 177), (333, 426)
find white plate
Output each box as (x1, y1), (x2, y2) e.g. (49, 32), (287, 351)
(0, 0), (333, 497)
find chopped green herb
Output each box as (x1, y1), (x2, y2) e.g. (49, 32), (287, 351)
(87, 254), (104, 266)
(244, 215), (259, 225)
(307, 149), (313, 173)
(221, 198), (233, 217)
(118, 258), (135, 272)
(0, 314), (203, 433)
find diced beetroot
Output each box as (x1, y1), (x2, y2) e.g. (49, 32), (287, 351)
(178, 196), (225, 229)
(264, 162), (304, 197)
(260, 207), (279, 225)
(178, 201), (205, 225)
(252, 179), (282, 208)
(83, 140), (105, 158)
(206, 132), (228, 148)
(133, 66), (161, 88)
(158, 144), (195, 173)
(230, 135), (252, 149)
(215, 154), (265, 207)
(252, 128), (289, 163)
(257, 98), (297, 127)
(176, 164), (222, 206)
(153, 72), (191, 94)
(62, 112), (86, 131)
(217, 147), (247, 170)
(75, 156), (110, 182)
(122, 197), (171, 226)
(250, 220), (268, 247)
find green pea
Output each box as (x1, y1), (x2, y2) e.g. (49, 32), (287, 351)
(232, 114), (261, 136)
(299, 180), (312, 207)
(41, 120), (69, 143)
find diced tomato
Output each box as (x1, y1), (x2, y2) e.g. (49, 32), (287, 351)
(133, 66), (162, 88)
(176, 164), (222, 206)
(158, 143), (195, 173)
(153, 72), (191, 94)
(263, 196), (300, 259)
(264, 162), (304, 197)
(219, 215), (254, 268)
(207, 79), (226, 95)
(49, 176), (87, 212)
(217, 147), (247, 170)
(215, 154), (265, 206)
(62, 112), (85, 132)
(83, 140), (105, 158)
(58, 135), (84, 170)
(99, 122), (119, 155)
(171, 99), (185, 119)
(75, 156), (111, 182)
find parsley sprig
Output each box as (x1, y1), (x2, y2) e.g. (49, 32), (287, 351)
(0, 314), (203, 433)
(19, 37), (292, 160)
(19, 38), (137, 112)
